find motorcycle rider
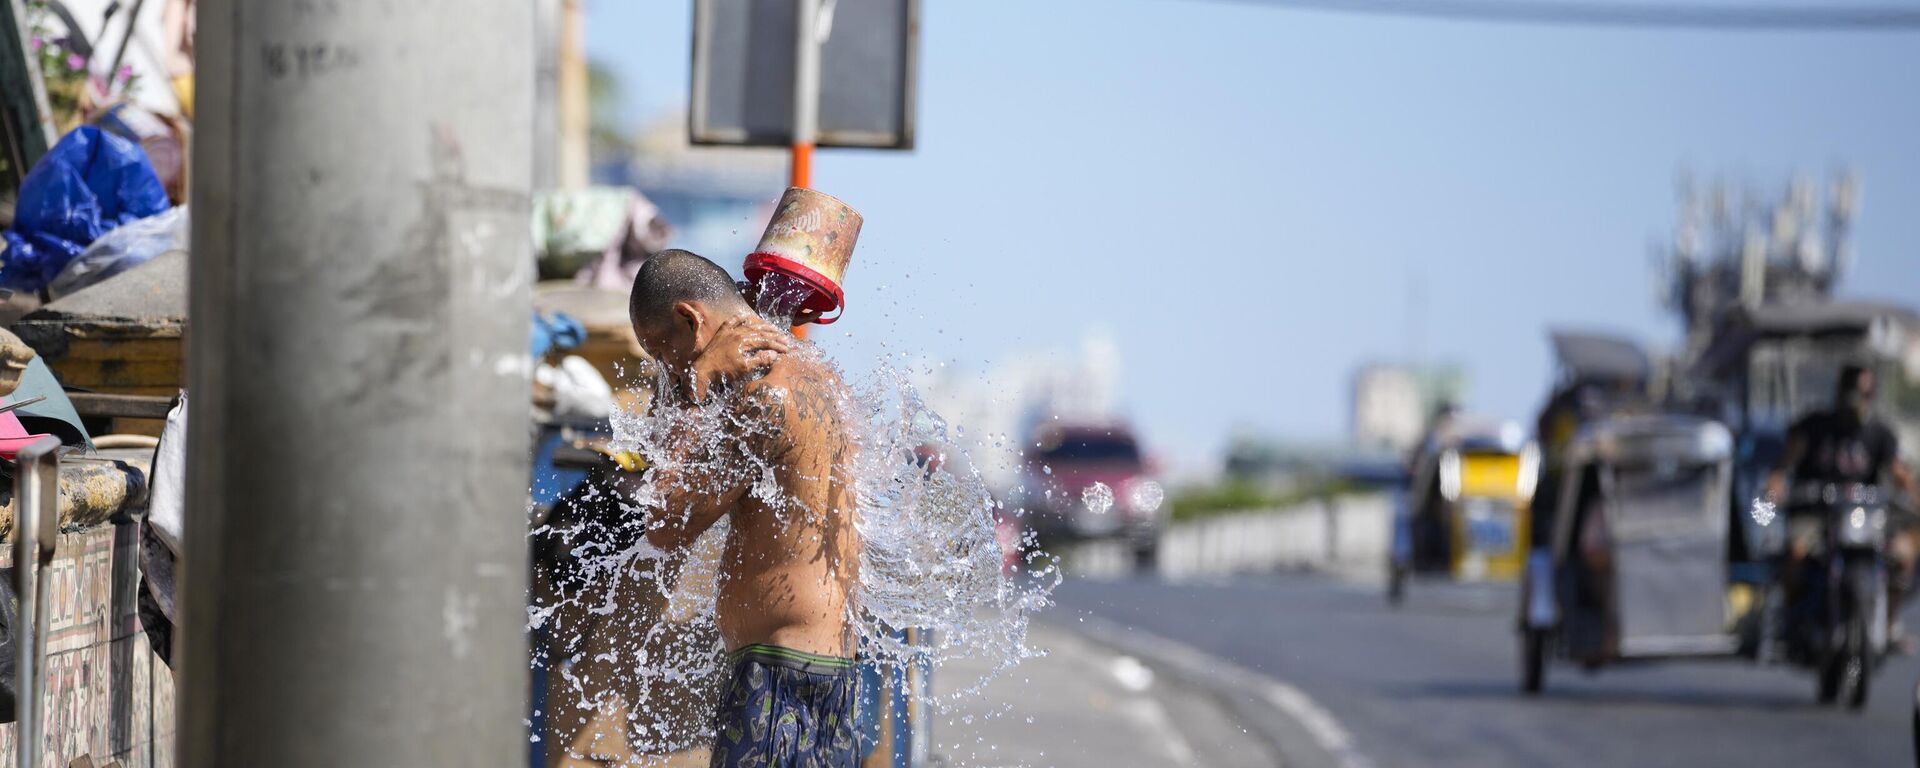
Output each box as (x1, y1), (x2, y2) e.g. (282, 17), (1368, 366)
(1766, 364), (1920, 649)
(1405, 401), (1461, 570)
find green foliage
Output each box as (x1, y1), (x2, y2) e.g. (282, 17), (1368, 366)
(586, 58), (631, 159)
(23, 0), (126, 132)
(1168, 479), (1359, 523)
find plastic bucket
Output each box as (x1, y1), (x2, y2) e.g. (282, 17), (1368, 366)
(742, 187), (862, 325)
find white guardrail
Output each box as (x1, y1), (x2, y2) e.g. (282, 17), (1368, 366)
(1062, 493), (1394, 581)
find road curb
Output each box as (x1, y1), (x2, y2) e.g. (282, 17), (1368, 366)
(1044, 612), (1375, 768)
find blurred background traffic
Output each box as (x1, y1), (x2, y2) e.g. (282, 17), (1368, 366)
(567, 3), (1920, 765)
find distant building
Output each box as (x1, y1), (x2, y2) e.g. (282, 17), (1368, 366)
(1351, 366), (1421, 453)
(1350, 363), (1465, 453)
(1210, 364), (1465, 491)
(1221, 435), (1351, 492)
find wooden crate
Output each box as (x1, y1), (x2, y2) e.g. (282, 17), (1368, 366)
(8, 251), (187, 436)
(9, 321), (183, 437)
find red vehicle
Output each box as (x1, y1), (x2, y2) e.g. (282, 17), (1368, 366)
(1016, 423), (1164, 568)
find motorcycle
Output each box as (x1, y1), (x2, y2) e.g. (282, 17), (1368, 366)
(1771, 482), (1890, 708)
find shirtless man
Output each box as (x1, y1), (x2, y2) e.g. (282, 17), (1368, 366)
(626, 249), (860, 767)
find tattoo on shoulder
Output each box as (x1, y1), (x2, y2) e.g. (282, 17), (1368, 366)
(736, 372), (846, 460)
(782, 376), (844, 429)
(735, 384), (790, 458)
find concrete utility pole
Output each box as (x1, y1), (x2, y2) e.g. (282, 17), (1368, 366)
(183, 2), (533, 765)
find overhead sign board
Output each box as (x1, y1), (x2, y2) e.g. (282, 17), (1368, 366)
(691, 0), (917, 150)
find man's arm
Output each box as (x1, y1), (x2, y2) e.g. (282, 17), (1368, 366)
(644, 470), (748, 550)
(642, 418), (752, 550)
(640, 317), (793, 549)
(1886, 429), (1920, 505)
(1766, 421), (1810, 502)
(643, 380), (794, 550)
(1890, 460), (1920, 507)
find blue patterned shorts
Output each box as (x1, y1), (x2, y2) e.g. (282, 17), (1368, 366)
(710, 644), (859, 768)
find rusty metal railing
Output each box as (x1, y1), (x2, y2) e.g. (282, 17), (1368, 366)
(14, 436), (60, 768)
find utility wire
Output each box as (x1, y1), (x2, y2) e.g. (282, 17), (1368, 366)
(1201, 0), (1920, 30)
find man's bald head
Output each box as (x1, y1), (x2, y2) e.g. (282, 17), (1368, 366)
(629, 249), (751, 336)
(628, 249), (754, 381)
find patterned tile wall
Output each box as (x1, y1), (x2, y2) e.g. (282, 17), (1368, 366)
(0, 521), (174, 767)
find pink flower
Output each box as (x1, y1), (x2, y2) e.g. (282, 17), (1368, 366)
(65, 53), (84, 70)
(30, 37), (42, 51)
(117, 65), (133, 81)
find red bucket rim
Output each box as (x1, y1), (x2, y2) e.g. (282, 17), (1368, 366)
(743, 252), (845, 325)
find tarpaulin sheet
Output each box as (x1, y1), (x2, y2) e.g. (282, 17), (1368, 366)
(1, 126), (169, 292)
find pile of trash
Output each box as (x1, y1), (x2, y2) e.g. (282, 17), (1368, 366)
(5, 0), (196, 301)
(2, 126), (181, 299)
(0, 119), (195, 682)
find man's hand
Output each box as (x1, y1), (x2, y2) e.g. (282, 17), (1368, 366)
(1891, 461), (1920, 510)
(688, 316), (790, 402)
(1764, 471), (1787, 504)
(1767, 428), (1807, 503)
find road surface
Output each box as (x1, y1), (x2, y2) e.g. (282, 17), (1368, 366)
(1055, 572), (1919, 767)
(932, 620), (1273, 767)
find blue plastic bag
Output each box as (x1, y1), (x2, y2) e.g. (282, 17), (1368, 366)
(531, 311), (586, 359)
(1, 126), (171, 293)
(47, 206), (189, 300)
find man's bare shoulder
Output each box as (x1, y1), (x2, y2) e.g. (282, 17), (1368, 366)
(740, 354), (850, 450)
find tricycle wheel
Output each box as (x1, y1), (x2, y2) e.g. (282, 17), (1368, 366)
(1908, 677), (1919, 764)
(1521, 628), (1547, 694)
(1843, 612), (1872, 710)
(1818, 617), (1872, 707)
(1843, 651), (1870, 709)
(1819, 653), (1843, 704)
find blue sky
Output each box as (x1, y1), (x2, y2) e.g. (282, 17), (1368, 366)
(586, 0), (1920, 469)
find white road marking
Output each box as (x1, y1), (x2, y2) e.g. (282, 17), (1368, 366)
(1109, 655), (1156, 693)
(1123, 695), (1201, 766)
(1073, 613), (1375, 768)
(1263, 680), (1373, 768)
(1057, 629), (1202, 766)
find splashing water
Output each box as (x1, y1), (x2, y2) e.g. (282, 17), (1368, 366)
(527, 386), (752, 754)
(528, 341), (1055, 758)
(1129, 480), (1164, 514)
(847, 357), (1056, 687)
(1082, 481), (1114, 516)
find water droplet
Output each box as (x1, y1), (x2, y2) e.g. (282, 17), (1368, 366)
(1083, 482), (1114, 515)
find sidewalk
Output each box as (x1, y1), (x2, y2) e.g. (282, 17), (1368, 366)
(930, 620), (1275, 768)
